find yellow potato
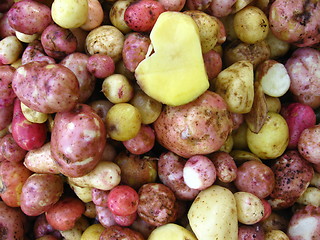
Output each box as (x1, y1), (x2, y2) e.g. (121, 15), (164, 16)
(265, 230), (290, 240)
(60, 217), (89, 240)
(188, 185), (238, 240)
(21, 102), (48, 123)
(247, 112), (289, 159)
(52, 0), (88, 29)
(214, 60), (254, 114)
(233, 6), (269, 44)
(234, 191), (264, 225)
(296, 187), (320, 207)
(68, 182), (93, 203)
(265, 95), (281, 113)
(148, 223), (197, 240)
(81, 224), (105, 240)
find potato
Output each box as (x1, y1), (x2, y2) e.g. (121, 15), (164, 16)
(0, 36), (23, 65)
(285, 47), (320, 109)
(265, 95), (281, 113)
(0, 133), (27, 163)
(233, 6), (269, 44)
(7, 0), (52, 35)
(12, 62), (80, 114)
(85, 25), (125, 63)
(208, 0), (237, 18)
(80, 223), (105, 240)
(265, 230), (289, 240)
(68, 182), (93, 203)
(0, 104), (13, 131)
(247, 112), (289, 159)
(188, 185), (238, 240)
(102, 74), (134, 103)
(59, 216), (89, 240)
(223, 39), (271, 69)
(238, 224), (265, 240)
(0, 65), (17, 108)
(15, 30), (39, 44)
(21, 102), (48, 124)
(20, 173), (64, 216)
(148, 223), (197, 240)
(269, 150), (314, 209)
(265, 30), (290, 59)
(21, 39), (55, 65)
(23, 142), (61, 174)
(50, 104), (106, 178)
(184, 10), (220, 53)
(214, 60), (254, 114)
(296, 187), (320, 207)
(234, 191), (264, 225)
(80, 0), (104, 31)
(68, 161), (121, 191)
(0, 201), (27, 240)
(109, 0), (132, 34)
(154, 91), (233, 158)
(51, 0), (88, 29)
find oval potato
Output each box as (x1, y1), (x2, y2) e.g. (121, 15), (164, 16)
(188, 185), (238, 240)
(148, 223), (197, 240)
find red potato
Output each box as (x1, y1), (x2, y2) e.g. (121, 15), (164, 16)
(0, 160), (32, 207)
(234, 160), (275, 199)
(115, 152), (157, 190)
(20, 173), (64, 216)
(287, 205), (320, 239)
(60, 52), (96, 103)
(12, 61), (80, 114)
(203, 49), (222, 80)
(45, 197), (86, 231)
(158, 151), (200, 200)
(0, 133), (26, 162)
(23, 142), (61, 174)
(269, 150), (314, 209)
(92, 188), (109, 207)
(107, 185), (139, 216)
(33, 214), (62, 239)
(50, 104), (106, 178)
(238, 224), (265, 240)
(41, 24), (77, 60)
(209, 151), (237, 183)
(21, 39), (55, 65)
(80, 0), (104, 31)
(99, 225), (145, 240)
(87, 54), (115, 79)
(183, 155), (216, 190)
(89, 99), (114, 126)
(158, 0), (186, 11)
(137, 183), (177, 227)
(122, 124), (155, 155)
(154, 90), (233, 158)
(0, 65), (16, 107)
(207, 0), (237, 17)
(0, 104), (13, 131)
(95, 205), (116, 228)
(260, 198), (272, 222)
(130, 217), (156, 239)
(298, 125), (320, 164)
(285, 47), (320, 109)
(281, 102), (316, 149)
(7, 0), (52, 35)
(124, 0), (165, 32)
(0, 12), (15, 39)
(269, 0), (320, 47)
(186, 0), (212, 11)
(0, 201), (27, 240)
(113, 211), (137, 227)
(122, 32), (151, 72)
(11, 98), (47, 151)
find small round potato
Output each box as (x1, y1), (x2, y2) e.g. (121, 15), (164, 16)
(234, 191), (265, 225)
(233, 6), (269, 44)
(85, 25), (125, 62)
(247, 112), (289, 159)
(21, 102), (48, 124)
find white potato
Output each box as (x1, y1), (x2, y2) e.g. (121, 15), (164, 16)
(21, 102), (48, 124)
(148, 223), (197, 240)
(15, 31), (39, 43)
(0, 36), (23, 65)
(68, 161), (121, 191)
(109, 0), (133, 34)
(247, 112), (289, 159)
(188, 185), (238, 240)
(265, 230), (290, 240)
(214, 60), (254, 114)
(52, 0), (88, 29)
(234, 191), (264, 225)
(69, 181), (93, 203)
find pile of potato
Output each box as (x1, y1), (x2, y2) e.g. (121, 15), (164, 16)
(0, 0), (320, 239)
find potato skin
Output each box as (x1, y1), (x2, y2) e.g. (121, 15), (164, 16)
(51, 104), (106, 178)
(298, 125), (320, 164)
(269, 150), (314, 209)
(12, 61), (80, 114)
(20, 173), (64, 216)
(154, 90), (233, 158)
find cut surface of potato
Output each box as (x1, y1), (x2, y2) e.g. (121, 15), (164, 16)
(135, 11), (209, 106)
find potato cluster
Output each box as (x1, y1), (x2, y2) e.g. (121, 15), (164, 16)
(0, 0), (320, 239)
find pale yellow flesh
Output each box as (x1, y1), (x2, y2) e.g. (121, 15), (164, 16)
(135, 11), (209, 106)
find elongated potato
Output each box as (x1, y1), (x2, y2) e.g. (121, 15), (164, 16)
(188, 185), (238, 240)
(214, 60), (254, 114)
(148, 223), (197, 240)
